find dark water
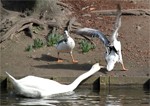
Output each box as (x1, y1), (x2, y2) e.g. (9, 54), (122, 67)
(1, 87), (150, 106)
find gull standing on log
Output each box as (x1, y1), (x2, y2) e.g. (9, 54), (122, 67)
(76, 5), (128, 71)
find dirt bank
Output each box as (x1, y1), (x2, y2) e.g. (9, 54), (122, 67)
(1, 0), (149, 78)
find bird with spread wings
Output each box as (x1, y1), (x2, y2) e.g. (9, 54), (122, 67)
(76, 4), (128, 71)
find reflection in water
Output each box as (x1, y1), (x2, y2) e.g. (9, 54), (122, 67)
(105, 95), (122, 106)
(1, 88), (150, 106)
(18, 99), (59, 106)
(100, 87), (150, 106)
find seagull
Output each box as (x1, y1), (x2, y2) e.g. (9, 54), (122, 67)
(6, 63), (103, 98)
(56, 30), (78, 63)
(76, 4), (127, 71)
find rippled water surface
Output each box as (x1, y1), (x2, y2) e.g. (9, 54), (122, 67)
(1, 87), (150, 106)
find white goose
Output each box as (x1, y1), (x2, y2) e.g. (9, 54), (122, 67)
(56, 30), (78, 63)
(105, 10), (127, 71)
(76, 5), (127, 71)
(6, 63), (103, 98)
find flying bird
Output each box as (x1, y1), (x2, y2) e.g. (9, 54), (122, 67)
(76, 4), (127, 71)
(6, 63), (103, 98)
(56, 30), (78, 63)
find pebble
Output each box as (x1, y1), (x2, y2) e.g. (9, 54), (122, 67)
(28, 55), (36, 58)
(130, 1), (137, 4)
(82, 6), (90, 10)
(146, 73), (149, 76)
(82, 14), (91, 17)
(136, 25), (142, 30)
(47, 52), (51, 55)
(90, 7), (95, 11)
(1, 45), (5, 49)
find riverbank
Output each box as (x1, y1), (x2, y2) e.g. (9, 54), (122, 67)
(0, 0), (149, 90)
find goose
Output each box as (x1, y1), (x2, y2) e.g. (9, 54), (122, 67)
(56, 30), (78, 63)
(6, 63), (103, 98)
(76, 4), (127, 71)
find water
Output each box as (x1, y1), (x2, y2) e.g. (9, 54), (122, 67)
(1, 88), (150, 106)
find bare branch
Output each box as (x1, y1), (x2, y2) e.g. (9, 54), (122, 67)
(91, 9), (150, 16)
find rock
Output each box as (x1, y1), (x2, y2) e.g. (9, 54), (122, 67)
(82, 14), (91, 17)
(129, 0), (137, 4)
(136, 25), (142, 30)
(82, 6), (90, 11)
(90, 7), (95, 11)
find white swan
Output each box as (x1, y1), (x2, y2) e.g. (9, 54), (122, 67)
(56, 30), (78, 63)
(76, 5), (127, 71)
(6, 63), (103, 98)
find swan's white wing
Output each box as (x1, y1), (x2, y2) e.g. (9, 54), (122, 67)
(18, 76), (69, 97)
(18, 76), (62, 90)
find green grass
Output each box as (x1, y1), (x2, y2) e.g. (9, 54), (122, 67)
(25, 45), (33, 52)
(47, 33), (63, 47)
(25, 38), (45, 52)
(32, 25), (43, 34)
(25, 34), (95, 53)
(25, 34), (63, 52)
(32, 38), (45, 49)
(79, 39), (95, 53)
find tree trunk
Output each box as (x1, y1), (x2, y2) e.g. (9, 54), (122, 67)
(0, 0), (78, 42)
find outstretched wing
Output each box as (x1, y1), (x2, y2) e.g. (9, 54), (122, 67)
(76, 28), (110, 47)
(111, 4), (122, 42)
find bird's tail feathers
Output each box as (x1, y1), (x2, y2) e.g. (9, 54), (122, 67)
(114, 4), (122, 29)
(111, 4), (122, 41)
(116, 4), (122, 16)
(5, 72), (17, 84)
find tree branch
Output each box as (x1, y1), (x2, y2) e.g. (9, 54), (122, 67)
(91, 9), (150, 16)
(0, 17), (60, 42)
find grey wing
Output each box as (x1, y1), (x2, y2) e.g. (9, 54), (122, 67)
(111, 4), (122, 41)
(76, 28), (110, 47)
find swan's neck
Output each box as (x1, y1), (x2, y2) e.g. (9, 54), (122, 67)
(68, 68), (98, 91)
